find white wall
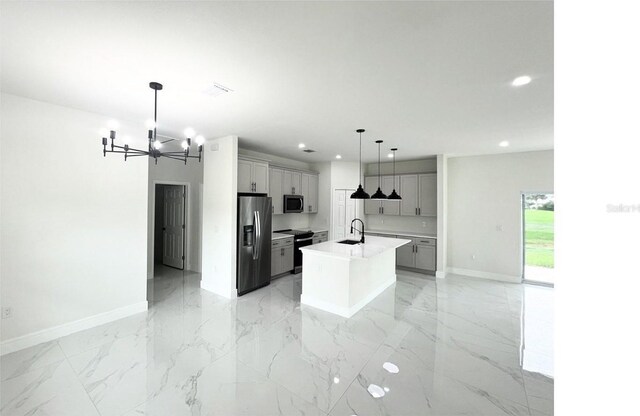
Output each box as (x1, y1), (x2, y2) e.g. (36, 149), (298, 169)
(201, 136), (238, 298)
(147, 155), (203, 277)
(447, 150), (554, 282)
(309, 162), (331, 231)
(0, 94), (148, 353)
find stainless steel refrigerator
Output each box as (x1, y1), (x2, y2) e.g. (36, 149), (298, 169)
(237, 195), (272, 296)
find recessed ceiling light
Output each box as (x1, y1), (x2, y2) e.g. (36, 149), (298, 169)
(336, 154), (342, 159)
(512, 75), (532, 87)
(387, 153), (394, 158)
(499, 140), (510, 147)
(298, 143), (306, 149)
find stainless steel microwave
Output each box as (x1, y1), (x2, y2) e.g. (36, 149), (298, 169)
(283, 194), (304, 213)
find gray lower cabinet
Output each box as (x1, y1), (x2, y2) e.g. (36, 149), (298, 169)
(396, 242), (416, 268)
(312, 231), (328, 245)
(395, 235), (436, 272)
(271, 237), (294, 277)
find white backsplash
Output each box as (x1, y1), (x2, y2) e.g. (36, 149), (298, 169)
(365, 215), (437, 236)
(272, 213), (313, 232)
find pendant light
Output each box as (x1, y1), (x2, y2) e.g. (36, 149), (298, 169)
(350, 129), (370, 199)
(371, 140), (387, 200)
(387, 148), (402, 200)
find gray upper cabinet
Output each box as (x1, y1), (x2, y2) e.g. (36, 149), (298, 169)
(238, 157), (269, 194)
(269, 166), (318, 215)
(400, 173), (437, 217)
(269, 168), (284, 215)
(364, 176), (379, 215)
(400, 174), (419, 216)
(283, 170), (301, 195)
(418, 173), (437, 216)
(237, 159), (254, 193)
(381, 175), (400, 215)
(301, 173), (319, 213)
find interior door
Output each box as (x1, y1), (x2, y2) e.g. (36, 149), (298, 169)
(333, 189), (347, 240)
(162, 185), (185, 269)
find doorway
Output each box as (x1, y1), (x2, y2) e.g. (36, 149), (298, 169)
(522, 193), (554, 285)
(332, 189), (357, 240)
(154, 184), (186, 271)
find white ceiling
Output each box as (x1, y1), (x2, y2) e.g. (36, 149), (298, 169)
(1, 1), (553, 163)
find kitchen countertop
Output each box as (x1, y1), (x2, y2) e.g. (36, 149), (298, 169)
(367, 229), (437, 239)
(272, 233), (292, 240)
(300, 235), (411, 260)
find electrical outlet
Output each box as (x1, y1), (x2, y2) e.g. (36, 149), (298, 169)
(380, 219), (384, 224)
(2, 307), (12, 319)
(471, 254), (476, 260)
(422, 222), (427, 227)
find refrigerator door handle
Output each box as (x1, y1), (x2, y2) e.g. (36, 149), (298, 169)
(253, 210), (261, 260)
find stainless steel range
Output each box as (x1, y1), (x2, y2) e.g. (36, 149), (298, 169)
(274, 229), (314, 274)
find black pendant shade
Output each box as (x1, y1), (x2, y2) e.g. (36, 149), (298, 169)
(351, 184), (370, 199)
(387, 147), (402, 200)
(371, 187), (387, 199)
(350, 129), (370, 199)
(370, 140), (387, 200)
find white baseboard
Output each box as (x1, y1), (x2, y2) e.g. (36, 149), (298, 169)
(301, 277), (396, 318)
(435, 270), (446, 279)
(1, 301), (148, 356)
(446, 267), (521, 283)
(200, 281), (237, 299)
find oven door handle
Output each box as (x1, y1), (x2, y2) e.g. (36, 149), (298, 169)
(295, 236), (314, 242)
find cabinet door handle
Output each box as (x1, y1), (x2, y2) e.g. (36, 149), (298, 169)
(382, 207), (384, 214)
(418, 207), (421, 215)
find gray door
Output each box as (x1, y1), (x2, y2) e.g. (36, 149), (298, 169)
(162, 185), (185, 269)
(237, 196), (272, 295)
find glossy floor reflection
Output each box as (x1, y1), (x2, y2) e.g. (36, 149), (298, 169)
(1, 267), (553, 416)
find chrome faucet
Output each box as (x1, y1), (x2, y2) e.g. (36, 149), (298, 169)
(350, 218), (365, 244)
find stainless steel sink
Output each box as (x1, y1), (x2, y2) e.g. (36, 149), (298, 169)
(337, 239), (361, 245)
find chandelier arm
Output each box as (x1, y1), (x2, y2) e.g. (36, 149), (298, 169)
(160, 154), (189, 162)
(123, 152), (151, 157)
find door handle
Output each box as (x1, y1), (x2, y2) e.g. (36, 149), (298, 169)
(253, 211), (261, 260)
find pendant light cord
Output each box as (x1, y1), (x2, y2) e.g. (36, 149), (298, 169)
(378, 142), (381, 188)
(359, 131), (362, 184)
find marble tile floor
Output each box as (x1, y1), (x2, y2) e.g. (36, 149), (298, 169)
(1, 266), (553, 416)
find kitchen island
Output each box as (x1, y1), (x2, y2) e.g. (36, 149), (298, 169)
(299, 235), (411, 317)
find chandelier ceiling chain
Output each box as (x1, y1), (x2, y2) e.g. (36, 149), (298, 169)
(101, 82), (204, 165)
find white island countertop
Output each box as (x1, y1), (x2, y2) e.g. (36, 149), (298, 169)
(300, 235), (411, 317)
(300, 236), (411, 260)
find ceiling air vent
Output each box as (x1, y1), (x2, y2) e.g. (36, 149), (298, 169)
(204, 83), (233, 97)
(302, 149), (316, 153)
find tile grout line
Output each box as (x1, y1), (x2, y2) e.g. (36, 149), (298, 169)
(56, 339), (104, 416)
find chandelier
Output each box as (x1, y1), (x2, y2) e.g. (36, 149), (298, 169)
(101, 82), (204, 164)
